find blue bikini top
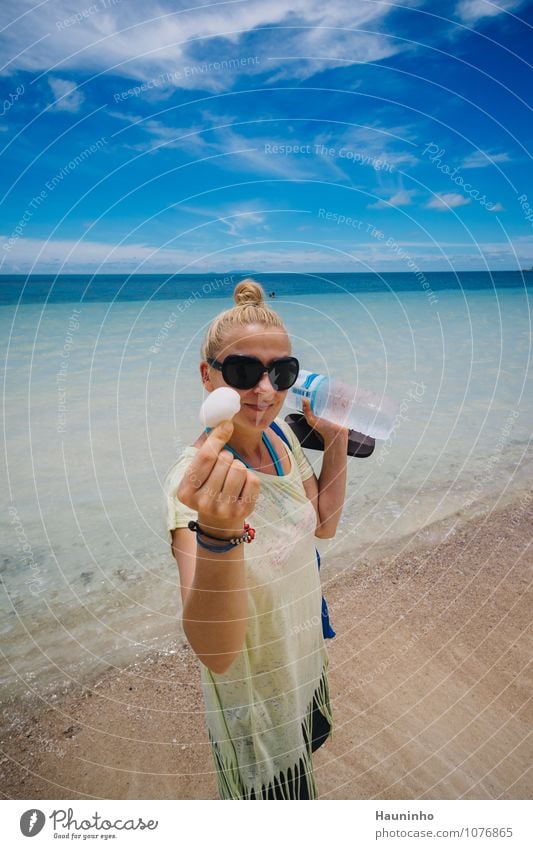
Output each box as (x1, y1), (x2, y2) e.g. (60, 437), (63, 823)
(204, 424), (286, 476)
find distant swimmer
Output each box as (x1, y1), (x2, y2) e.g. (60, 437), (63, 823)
(269, 291), (276, 298)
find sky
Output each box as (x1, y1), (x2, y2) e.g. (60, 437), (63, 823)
(0, 0), (532, 274)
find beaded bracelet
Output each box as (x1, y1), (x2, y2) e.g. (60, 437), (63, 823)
(188, 520), (256, 549)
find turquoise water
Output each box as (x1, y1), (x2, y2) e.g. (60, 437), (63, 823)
(1, 270), (530, 304)
(1, 275), (531, 699)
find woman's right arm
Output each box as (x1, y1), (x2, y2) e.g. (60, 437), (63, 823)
(171, 527), (248, 674)
(170, 421), (260, 675)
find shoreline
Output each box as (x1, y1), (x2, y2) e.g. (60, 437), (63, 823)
(1, 491), (531, 800)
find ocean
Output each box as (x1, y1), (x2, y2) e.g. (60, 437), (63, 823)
(1, 271), (531, 700)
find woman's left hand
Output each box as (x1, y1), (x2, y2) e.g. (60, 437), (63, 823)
(301, 398), (349, 444)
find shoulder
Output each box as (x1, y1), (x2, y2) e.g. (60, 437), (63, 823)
(271, 416), (300, 453)
(163, 444), (198, 490)
(271, 415), (293, 443)
(273, 416), (315, 483)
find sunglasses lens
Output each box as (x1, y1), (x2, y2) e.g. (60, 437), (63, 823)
(223, 357), (263, 389)
(269, 359), (299, 390)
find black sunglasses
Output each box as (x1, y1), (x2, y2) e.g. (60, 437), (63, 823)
(207, 354), (300, 391)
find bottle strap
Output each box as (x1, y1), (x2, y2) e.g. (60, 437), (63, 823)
(270, 421), (336, 640)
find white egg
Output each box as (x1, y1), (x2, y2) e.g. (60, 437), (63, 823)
(199, 387), (241, 428)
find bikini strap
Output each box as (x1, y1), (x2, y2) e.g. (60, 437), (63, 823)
(205, 424), (286, 476)
(269, 420), (292, 451)
(261, 430), (285, 476)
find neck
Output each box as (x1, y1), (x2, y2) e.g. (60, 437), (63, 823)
(227, 421), (265, 465)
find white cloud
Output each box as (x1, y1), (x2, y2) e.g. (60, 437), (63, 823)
(461, 150), (511, 168)
(48, 76), (85, 112)
(220, 210), (266, 238)
(456, 0), (525, 23)
(488, 202), (504, 211)
(426, 193), (472, 210)
(115, 116), (349, 181)
(0, 234), (344, 272)
(179, 201), (269, 238)
(314, 124), (419, 169)
(0, 235), (190, 272)
(261, 23), (397, 84)
(116, 116), (211, 154)
(2, 233), (530, 273)
(1, 0), (403, 88)
(113, 114), (417, 189)
(368, 189), (417, 209)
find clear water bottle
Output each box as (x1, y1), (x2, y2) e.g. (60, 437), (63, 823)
(285, 370), (399, 439)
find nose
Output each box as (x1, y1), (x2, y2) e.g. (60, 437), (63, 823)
(253, 370), (276, 394)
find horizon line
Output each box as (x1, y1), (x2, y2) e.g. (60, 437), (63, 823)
(1, 269), (531, 277)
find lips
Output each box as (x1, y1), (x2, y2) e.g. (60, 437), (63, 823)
(245, 403), (272, 412)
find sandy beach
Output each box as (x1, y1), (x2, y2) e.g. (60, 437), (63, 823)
(1, 492), (531, 801)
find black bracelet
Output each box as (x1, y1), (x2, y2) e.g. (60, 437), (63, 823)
(196, 536), (234, 554)
(187, 520), (255, 546)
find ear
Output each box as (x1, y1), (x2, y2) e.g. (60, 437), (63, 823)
(200, 360), (214, 390)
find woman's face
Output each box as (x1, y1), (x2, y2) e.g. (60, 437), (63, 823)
(201, 323), (293, 430)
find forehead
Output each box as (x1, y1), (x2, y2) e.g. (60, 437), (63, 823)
(217, 324), (291, 358)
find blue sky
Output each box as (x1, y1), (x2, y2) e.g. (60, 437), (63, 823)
(0, 0), (531, 273)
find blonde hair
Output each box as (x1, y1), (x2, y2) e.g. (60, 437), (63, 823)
(201, 278), (288, 359)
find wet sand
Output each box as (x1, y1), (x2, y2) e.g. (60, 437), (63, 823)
(1, 493), (531, 800)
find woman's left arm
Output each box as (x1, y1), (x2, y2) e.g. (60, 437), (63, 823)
(300, 398), (349, 539)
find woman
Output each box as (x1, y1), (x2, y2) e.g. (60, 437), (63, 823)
(164, 279), (349, 799)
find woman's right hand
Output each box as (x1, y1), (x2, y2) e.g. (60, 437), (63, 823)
(176, 421), (260, 537)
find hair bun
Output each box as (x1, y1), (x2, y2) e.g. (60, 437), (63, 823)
(233, 278), (265, 307)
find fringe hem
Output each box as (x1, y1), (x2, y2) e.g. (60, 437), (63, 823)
(209, 667), (332, 800)
(312, 662), (334, 739)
